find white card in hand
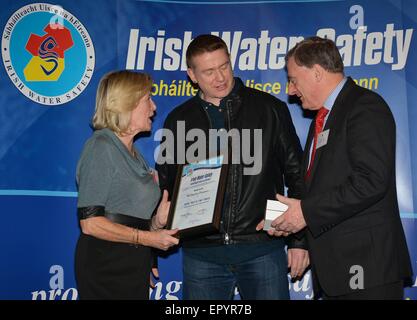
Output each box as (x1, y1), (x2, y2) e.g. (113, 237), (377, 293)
(263, 200), (288, 231)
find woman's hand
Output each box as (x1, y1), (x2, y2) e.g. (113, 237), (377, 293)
(142, 229), (179, 251)
(153, 190), (170, 229)
(150, 267), (159, 288)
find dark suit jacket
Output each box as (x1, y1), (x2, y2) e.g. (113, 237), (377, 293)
(301, 77), (412, 297)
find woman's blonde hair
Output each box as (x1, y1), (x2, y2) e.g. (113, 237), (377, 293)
(92, 70), (153, 135)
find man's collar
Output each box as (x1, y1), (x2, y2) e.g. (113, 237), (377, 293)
(323, 77), (347, 112)
(197, 77), (243, 107)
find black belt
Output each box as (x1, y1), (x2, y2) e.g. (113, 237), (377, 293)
(104, 212), (150, 230)
(78, 206), (150, 230)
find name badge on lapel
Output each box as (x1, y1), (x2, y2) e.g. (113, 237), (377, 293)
(317, 129), (330, 149)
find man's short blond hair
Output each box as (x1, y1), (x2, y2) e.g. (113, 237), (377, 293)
(92, 70), (153, 135)
(186, 34), (229, 69)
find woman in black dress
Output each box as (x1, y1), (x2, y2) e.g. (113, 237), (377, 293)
(75, 71), (179, 299)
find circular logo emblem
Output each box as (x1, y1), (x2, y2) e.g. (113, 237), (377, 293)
(2, 3), (95, 106)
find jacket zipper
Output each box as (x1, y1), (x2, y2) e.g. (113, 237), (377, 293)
(201, 104), (213, 130)
(201, 100), (233, 245)
(224, 99), (234, 245)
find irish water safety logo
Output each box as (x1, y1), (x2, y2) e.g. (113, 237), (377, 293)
(2, 3), (95, 106)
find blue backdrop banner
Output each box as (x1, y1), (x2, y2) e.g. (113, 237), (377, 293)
(0, 0), (416, 300)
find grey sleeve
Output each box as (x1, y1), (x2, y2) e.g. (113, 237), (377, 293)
(77, 137), (115, 208)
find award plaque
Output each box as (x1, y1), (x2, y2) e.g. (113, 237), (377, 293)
(166, 154), (229, 239)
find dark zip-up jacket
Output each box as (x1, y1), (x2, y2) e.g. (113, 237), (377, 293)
(156, 78), (306, 249)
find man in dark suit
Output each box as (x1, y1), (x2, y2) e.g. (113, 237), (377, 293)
(270, 36), (412, 299)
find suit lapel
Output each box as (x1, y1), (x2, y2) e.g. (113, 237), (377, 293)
(303, 121), (315, 191)
(305, 77), (356, 189)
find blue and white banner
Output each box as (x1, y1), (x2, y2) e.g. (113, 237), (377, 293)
(0, 0), (416, 300)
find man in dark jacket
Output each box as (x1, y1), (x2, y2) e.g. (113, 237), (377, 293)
(271, 36), (412, 299)
(156, 34), (309, 300)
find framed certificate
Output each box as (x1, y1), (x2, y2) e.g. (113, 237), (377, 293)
(166, 154), (228, 239)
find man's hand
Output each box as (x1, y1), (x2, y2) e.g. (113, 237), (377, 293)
(256, 219), (292, 236)
(271, 194), (307, 236)
(255, 219), (265, 231)
(288, 248), (309, 279)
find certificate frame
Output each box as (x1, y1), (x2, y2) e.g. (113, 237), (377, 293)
(166, 154), (229, 239)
